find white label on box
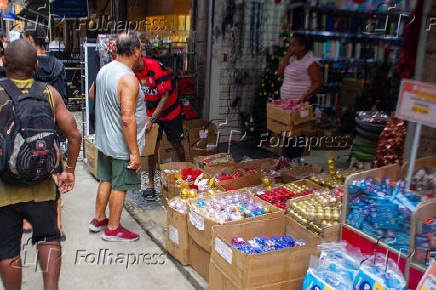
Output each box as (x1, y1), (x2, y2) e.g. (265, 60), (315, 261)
(169, 225), (179, 245)
(189, 210), (204, 231)
(215, 237), (232, 264)
(300, 109), (309, 118)
(199, 129), (208, 139)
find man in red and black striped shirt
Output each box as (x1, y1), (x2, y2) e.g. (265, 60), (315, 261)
(136, 57), (186, 201)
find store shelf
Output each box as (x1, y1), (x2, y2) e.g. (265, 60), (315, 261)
(306, 4), (413, 16)
(292, 30), (403, 42)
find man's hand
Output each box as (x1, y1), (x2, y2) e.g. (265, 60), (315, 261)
(58, 171), (75, 194)
(146, 119), (153, 132)
(128, 153), (141, 173)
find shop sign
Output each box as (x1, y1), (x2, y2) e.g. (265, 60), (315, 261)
(396, 79), (436, 128)
(52, 0), (88, 19)
(0, 0), (7, 10)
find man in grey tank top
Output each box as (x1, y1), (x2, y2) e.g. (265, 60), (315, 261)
(89, 32), (146, 242)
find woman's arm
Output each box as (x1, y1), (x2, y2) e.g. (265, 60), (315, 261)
(278, 47), (293, 77)
(299, 62), (323, 103)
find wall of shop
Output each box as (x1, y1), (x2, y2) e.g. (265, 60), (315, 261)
(207, 0), (288, 142)
(417, 0), (436, 158)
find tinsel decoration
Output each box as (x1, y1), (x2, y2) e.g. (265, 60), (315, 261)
(375, 114), (407, 167)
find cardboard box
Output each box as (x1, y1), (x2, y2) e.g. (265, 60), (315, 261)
(217, 173), (264, 191)
(340, 78), (364, 108)
(158, 134), (191, 164)
(279, 165), (324, 183)
(209, 258), (304, 290)
(287, 195), (341, 242)
(187, 192), (284, 252)
(184, 119), (218, 161)
(267, 118), (314, 136)
(267, 103), (313, 128)
(84, 135), (98, 178)
(189, 238), (210, 281)
(235, 158), (278, 170)
(166, 204), (190, 265)
(211, 216), (321, 288)
(160, 162), (194, 206)
(193, 153), (236, 174)
(141, 123), (159, 156)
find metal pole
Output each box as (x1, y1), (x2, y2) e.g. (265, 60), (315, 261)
(405, 122), (422, 190)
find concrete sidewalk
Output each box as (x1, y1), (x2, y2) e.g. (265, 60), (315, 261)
(16, 161), (194, 290)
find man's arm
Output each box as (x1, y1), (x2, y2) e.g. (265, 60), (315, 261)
(118, 74), (141, 171)
(299, 62), (323, 103)
(151, 92), (169, 119)
(49, 85), (82, 193)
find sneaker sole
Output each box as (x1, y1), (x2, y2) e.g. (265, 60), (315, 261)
(89, 224), (107, 232)
(101, 234), (139, 242)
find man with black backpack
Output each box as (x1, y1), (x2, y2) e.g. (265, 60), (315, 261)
(0, 39), (81, 290)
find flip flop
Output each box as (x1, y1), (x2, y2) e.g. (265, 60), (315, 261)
(142, 188), (157, 201)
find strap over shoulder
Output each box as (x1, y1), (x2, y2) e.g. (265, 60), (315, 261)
(0, 79), (23, 100)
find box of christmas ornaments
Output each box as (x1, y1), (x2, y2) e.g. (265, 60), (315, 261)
(209, 215), (321, 289)
(267, 100), (313, 135)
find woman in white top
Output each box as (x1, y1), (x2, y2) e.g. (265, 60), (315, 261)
(278, 35), (322, 103)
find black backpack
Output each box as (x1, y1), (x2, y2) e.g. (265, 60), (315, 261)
(0, 79), (60, 185)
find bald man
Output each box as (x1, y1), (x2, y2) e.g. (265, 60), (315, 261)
(0, 39), (81, 290)
(89, 32), (146, 242)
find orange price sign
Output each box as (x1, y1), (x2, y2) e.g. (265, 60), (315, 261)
(396, 79), (436, 128)
(0, 0), (6, 10)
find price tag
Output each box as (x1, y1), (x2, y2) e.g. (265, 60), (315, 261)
(189, 210), (204, 231)
(199, 129), (209, 139)
(215, 237), (232, 264)
(169, 225), (179, 245)
(300, 110), (309, 118)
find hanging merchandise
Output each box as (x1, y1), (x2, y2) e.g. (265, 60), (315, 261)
(221, 0), (235, 39)
(375, 114), (407, 167)
(250, 1), (263, 57)
(97, 32), (199, 120)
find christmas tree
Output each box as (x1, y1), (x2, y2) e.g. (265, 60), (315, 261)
(253, 29), (291, 140)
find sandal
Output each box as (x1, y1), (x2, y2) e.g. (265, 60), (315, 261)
(142, 188), (157, 201)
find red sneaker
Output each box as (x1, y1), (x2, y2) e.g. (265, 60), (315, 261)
(102, 226), (139, 242)
(89, 218), (109, 232)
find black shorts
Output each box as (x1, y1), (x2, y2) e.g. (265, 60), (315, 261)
(157, 114), (184, 144)
(0, 200), (61, 261)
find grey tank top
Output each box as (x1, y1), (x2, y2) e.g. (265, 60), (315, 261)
(95, 60), (146, 160)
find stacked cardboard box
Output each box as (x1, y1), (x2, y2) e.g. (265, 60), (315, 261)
(84, 135), (98, 178)
(187, 192), (284, 281)
(209, 216), (321, 289)
(160, 162), (194, 207)
(266, 103), (314, 136)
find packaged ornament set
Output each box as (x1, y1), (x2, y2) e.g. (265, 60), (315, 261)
(303, 242), (407, 290)
(255, 181), (319, 209)
(347, 177), (422, 251)
(288, 188), (344, 234)
(189, 191), (272, 224)
(230, 235), (307, 254)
